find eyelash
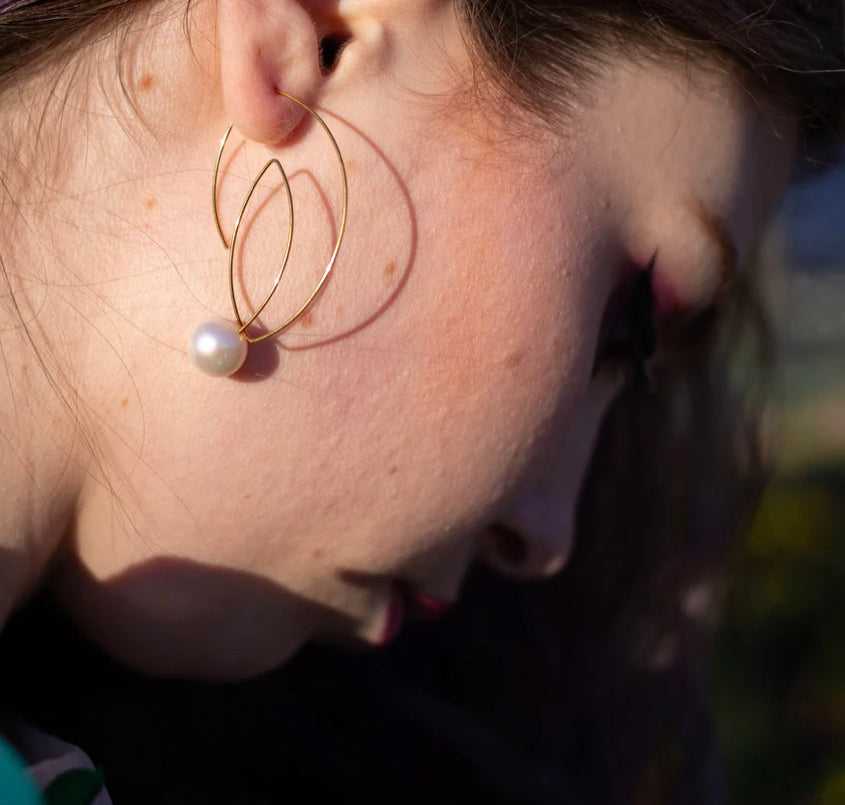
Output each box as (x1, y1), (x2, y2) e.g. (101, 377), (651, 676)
(592, 256), (657, 382)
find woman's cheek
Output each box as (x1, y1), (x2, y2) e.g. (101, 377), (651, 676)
(403, 290), (590, 495)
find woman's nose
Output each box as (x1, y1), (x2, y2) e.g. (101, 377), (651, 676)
(480, 370), (624, 580)
(480, 490), (575, 579)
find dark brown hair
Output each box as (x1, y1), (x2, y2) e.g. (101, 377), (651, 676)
(458, 0), (845, 157)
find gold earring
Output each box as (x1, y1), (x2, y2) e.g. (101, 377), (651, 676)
(188, 90), (348, 376)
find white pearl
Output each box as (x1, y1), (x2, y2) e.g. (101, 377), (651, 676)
(188, 319), (248, 377)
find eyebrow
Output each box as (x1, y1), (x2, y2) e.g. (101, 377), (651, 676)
(688, 196), (739, 288)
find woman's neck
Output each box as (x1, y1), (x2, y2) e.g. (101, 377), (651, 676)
(0, 0), (220, 627)
(0, 293), (82, 626)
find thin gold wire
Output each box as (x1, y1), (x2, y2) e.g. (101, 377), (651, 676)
(211, 91), (349, 345)
(213, 124), (295, 333)
(229, 159), (294, 333)
(211, 124), (236, 249)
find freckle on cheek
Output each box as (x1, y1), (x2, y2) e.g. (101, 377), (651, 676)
(388, 466), (398, 476)
(504, 351), (524, 370)
(299, 310), (315, 328)
(138, 73), (156, 92)
(382, 261), (397, 286)
(144, 197), (156, 212)
(120, 397), (129, 409)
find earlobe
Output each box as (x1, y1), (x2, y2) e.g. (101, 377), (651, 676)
(217, 0), (322, 146)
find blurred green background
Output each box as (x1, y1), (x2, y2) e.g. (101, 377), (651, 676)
(712, 165), (845, 805)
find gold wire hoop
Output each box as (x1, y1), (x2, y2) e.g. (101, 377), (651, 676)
(211, 91), (349, 345)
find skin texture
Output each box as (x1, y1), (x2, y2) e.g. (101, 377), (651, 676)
(0, 0), (794, 678)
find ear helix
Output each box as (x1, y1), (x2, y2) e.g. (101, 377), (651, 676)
(188, 91), (348, 377)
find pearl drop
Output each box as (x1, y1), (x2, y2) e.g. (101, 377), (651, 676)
(188, 319), (248, 377)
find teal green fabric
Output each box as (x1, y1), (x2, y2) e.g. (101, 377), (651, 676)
(0, 736), (42, 805)
(43, 768), (105, 805)
(0, 737), (105, 805)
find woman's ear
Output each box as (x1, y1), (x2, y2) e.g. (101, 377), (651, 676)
(216, 0), (324, 146)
